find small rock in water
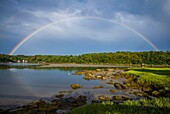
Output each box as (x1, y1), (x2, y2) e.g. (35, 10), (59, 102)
(70, 84), (82, 89)
(56, 94), (64, 98)
(114, 83), (127, 89)
(110, 89), (117, 93)
(67, 90), (73, 93)
(106, 80), (114, 85)
(98, 95), (111, 101)
(92, 85), (103, 89)
(114, 83), (122, 89)
(59, 91), (67, 93)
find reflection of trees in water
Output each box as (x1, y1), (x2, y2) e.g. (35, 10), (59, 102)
(0, 65), (38, 70)
(0, 65), (113, 71)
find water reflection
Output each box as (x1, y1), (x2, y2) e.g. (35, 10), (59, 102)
(0, 64), (102, 105)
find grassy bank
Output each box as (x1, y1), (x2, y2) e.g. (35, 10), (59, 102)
(127, 68), (170, 88)
(70, 68), (170, 114)
(70, 98), (170, 114)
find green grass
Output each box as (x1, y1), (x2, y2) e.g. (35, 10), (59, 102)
(70, 68), (170, 114)
(69, 98), (170, 114)
(127, 68), (170, 87)
(122, 97), (170, 108)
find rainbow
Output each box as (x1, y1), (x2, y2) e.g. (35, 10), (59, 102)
(8, 16), (159, 55)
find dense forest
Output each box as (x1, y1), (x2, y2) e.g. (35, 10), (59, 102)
(0, 51), (170, 65)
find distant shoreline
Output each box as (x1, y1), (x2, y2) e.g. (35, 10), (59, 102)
(40, 63), (130, 68)
(40, 63), (170, 68)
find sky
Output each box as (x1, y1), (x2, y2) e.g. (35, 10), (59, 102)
(0, 0), (170, 55)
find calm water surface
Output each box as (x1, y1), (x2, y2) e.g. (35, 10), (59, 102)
(0, 64), (101, 105)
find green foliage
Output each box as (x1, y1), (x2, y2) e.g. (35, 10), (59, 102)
(69, 98), (170, 114)
(0, 51), (170, 65)
(122, 98), (170, 108)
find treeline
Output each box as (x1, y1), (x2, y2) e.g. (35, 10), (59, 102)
(0, 51), (170, 65)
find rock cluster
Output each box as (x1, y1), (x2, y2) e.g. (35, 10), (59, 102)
(4, 95), (87, 114)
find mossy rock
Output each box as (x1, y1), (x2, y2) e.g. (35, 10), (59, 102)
(130, 83), (139, 89)
(67, 90), (73, 93)
(121, 84), (127, 89)
(96, 75), (107, 80)
(112, 96), (130, 101)
(107, 69), (114, 72)
(114, 83), (122, 89)
(74, 71), (85, 75)
(114, 83), (127, 89)
(83, 75), (94, 80)
(59, 91), (67, 93)
(123, 80), (129, 84)
(70, 84), (82, 89)
(134, 92), (148, 97)
(124, 83), (131, 87)
(129, 91), (134, 94)
(110, 89), (117, 93)
(96, 75), (102, 79)
(56, 93), (64, 98)
(106, 80), (114, 85)
(93, 85), (103, 89)
(152, 91), (160, 96)
(127, 77), (135, 81)
(96, 69), (103, 72)
(142, 87), (152, 92)
(98, 95), (111, 101)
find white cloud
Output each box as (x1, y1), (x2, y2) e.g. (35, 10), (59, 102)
(112, 11), (165, 39)
(33, 17), (136, 43)
(22, 9), (82, 22)
(1, 8), (164, 44)
(113, 12), (154, 29)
